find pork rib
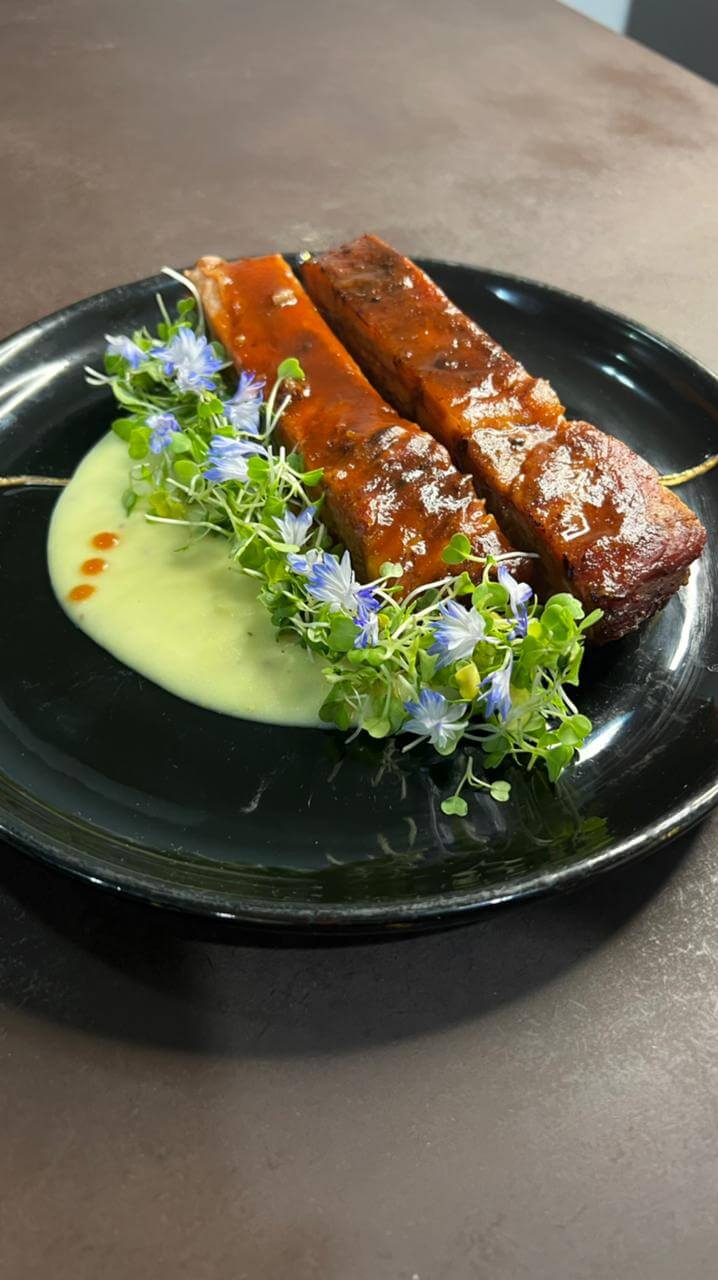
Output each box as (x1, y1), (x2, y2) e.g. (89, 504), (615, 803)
(301, 235), (707, 641)
(188, 253), (527, 595)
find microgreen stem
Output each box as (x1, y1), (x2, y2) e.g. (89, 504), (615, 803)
(661, 454), (718, 487)
(0, 475), (68, 489)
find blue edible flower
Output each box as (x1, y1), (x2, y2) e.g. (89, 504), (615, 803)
(105, 333), (144, 369)
(402, 688), (468, 752)
(154, 326), (222, 393)
(306, 549), (379, 616)
(147, 411), (180, 455)
(224, 371), (265, 435)
(480, 656), (513, 722)
(354, 598), (380, 649)
(498, 564), (533, 639)
(428, 599), (493, 668)
(287, 548), (323, 575)
(274, 506), (315, 549)
(204, 434), (268, 483)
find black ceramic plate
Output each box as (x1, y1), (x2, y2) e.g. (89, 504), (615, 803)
(1, 259), (717, 931)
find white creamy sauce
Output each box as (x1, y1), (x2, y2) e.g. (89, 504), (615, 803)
(47, 433), (327, 725)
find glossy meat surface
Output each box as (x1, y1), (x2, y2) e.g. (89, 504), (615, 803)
(188, 254), (524, 594)
(301, 235), (707, 640)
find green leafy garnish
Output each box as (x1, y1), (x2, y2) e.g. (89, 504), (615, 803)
(276, 356), (306, 382)
(441, 532), (472, 564)
(85, 278), (601, 815)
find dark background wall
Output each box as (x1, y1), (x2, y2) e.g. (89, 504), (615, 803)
(562, 0), (718, 85)
(629, 0), (718, 86)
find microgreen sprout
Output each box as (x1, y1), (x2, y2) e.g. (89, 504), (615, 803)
(440, 755), (512, 817)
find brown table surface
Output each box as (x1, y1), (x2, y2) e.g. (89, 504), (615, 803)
(2, 2), (718, 1277)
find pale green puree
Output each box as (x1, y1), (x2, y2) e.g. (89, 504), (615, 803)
(47, 433), (327, 725)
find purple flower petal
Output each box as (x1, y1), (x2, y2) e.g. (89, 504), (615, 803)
(105, 333), (144, 369)
(402, 688), (468, 751)
(154, 326), (222, 393)
(147, 411), (180, 454)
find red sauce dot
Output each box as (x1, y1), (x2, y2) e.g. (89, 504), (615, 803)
(92, 531), (120, 550)
(68, 584), (95, 602)
(82, 557), (108, 575)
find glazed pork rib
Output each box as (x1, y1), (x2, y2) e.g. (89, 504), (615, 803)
(301, 235), (707, 641)
(188, 254), (526, 595)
